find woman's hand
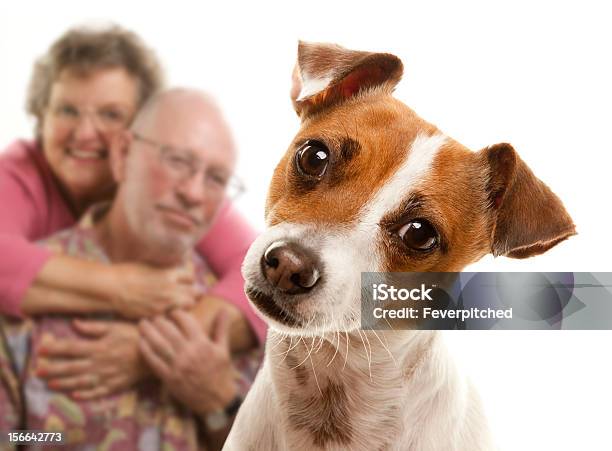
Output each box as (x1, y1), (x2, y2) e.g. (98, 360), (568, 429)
(109, 263), (198, 319)
(139, 309), (237, 415)
(23, 256), (198, 319)
(36, 319), (151, 399)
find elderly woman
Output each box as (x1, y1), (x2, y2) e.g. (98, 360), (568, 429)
(0, 24), (264, 450)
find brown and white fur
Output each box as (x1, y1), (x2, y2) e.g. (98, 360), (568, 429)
(223, 42), (575, 451)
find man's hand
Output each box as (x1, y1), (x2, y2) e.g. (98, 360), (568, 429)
(191, 295), (256, 353)
(36, 319), (151, 399)
(110, 264), (198, 319)
(138, 309), (238, 415)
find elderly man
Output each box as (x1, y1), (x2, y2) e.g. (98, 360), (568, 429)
(0, 89), (263, 450)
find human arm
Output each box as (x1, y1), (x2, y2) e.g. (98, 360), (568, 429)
(22, 256), (198, 319)
(0, 234), (176, 320)
(0, 153), (56, 316)
(0, 145), (195, 319)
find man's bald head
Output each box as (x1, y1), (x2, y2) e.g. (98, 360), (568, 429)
(131, 88), (236, 168)
(108, 87), (239, 265)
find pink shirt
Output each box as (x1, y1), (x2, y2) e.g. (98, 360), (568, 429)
(0, 140), (266, 342)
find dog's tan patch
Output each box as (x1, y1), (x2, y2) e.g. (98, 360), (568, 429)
(377, 143), (492, 273)
(287, 380), (353, 447)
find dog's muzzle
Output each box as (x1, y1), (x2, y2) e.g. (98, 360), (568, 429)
(261, 240), (321, 295)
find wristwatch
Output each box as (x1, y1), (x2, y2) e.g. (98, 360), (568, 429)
(223, 395), (243, 417)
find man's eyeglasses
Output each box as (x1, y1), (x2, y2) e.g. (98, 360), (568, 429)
(132, 132), (245, 201)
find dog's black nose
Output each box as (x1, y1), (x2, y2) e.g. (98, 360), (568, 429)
(262, 241), (320, 294)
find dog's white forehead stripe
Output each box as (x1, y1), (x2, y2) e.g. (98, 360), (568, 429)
(361, 132), (447, 225)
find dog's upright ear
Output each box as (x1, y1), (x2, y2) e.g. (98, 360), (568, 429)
(480, 143), (576, 258)
(291, 41), (403, 119)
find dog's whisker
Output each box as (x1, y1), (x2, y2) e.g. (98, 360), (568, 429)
(357, 329), (373, 381)
(269, 332), (288, 352)
(319, 310), (335, 350)
(271, 346), (291, 358)
(383, 317), (394, 333)
(308, 336), (317, 354)
(285, 335), (301, 354)
(274, 340), (293, 371)
(275, 336), (294, 362)
(371, 329), (398, 368)
(326, 311), (341, 367)
(314, 333), (325, 354)
(381, 324), (391, 349)
(373, 315), (394, 351)
(327, 331), (341, 367)
(362, 330), (374, 364)
(342, 330), (350, 372)
(308, 352), (323, 396)
(290, 337), (315, 370)
(288, 337), (309, 370)
(303, 315), (316, 338)
(269, 341), (288, 356)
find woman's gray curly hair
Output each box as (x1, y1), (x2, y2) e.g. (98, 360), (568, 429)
(26, 24), (165, 137)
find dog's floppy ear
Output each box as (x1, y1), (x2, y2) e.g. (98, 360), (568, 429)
(290, 41), (403, 119)
(481, 143), (576, 258)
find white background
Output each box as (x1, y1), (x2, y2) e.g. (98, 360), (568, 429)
(1, 1), (611, 450)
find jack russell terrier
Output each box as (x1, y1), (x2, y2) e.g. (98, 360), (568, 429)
(224, 42), (575, 451)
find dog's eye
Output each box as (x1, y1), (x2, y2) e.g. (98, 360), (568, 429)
(398, 219), (438, 251)
(295, 140), (329, 178)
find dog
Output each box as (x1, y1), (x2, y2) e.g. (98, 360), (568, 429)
(223, 41), (575, 451)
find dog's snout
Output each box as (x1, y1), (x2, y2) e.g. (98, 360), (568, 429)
(262, 241), (320, 294)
